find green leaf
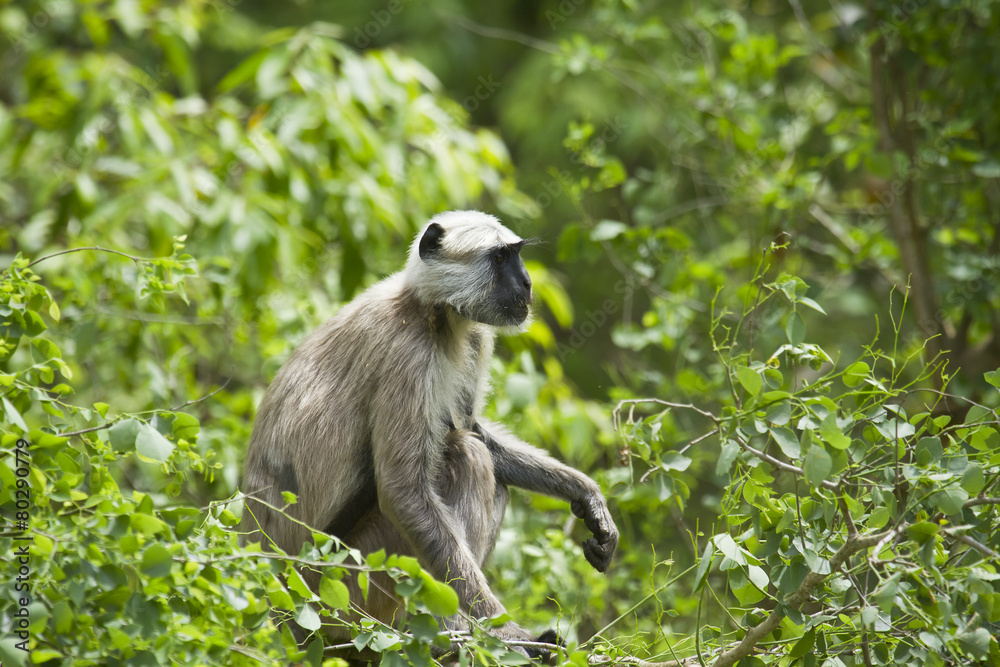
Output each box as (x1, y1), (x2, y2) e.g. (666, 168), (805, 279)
(94, 402), (110, 418)
(874, 574), (900, 612)
(819, 413), (851, 450)
(0, 638), (28, 667)
(906, 521), (939, 544)
(109, 418), (141, 452)
(770, 427), (801, 459)
(735, 365), (762, 396)
(972, 161), (1000, 178)
(218, 50), (268, 93)
(914, 437), (942, 466)
(931, 488), (968, 515)
(797, 296), (827, 315)
(2, 397), (27, 431)
(136, 423), (175, 462)
(803, 447), (832, 486)
(286, 568), (314, 599)
(591, 219), (628, 241)
(171, 412), (200, 441)
(304, 638), (325, 667)
(789, 629), (815, 658)
(23, 310), (47, 336)
(130, 513), (168, 536)
(320, 577), (350, 610)
(985, 369), (1000, 389)
(716, 439), (739, 476)
(693, 540), (714, 591)
(713, 533), (746, 565)
(786, 311), (805, 345)
(869, 506), (891, 529)
(961, 464), (985, 495)
(843, 361), (870, 387)
(296, 603), (321, 632)
(417, 575), (459, 616)
(660, 451), (692, 472)
(140, 543), (173, 577)
(957, 627), (991, 659)
(267, 587), (295, 611)
(731, 581), (764, 605)
(765, 401), (791, 426)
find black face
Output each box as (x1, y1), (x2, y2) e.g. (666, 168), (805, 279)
(489, 243), (532, 325)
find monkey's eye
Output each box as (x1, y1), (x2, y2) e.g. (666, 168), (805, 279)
(494, 253), (504, 264)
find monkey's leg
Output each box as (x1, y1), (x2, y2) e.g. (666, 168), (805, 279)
(437, 428), (509, 565)
(329, 429), (508, 630)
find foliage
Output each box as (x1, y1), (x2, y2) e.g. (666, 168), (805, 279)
(613, 257), (1000, 665)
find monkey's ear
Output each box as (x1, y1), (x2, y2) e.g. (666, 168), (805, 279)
(419, 222), (445, 261)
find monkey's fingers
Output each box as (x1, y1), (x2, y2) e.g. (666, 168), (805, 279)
(582, 536), (615, 572)
(572, 497), (614, 537)
(535, 628), (564, 647)
(528, 628), (564, 664)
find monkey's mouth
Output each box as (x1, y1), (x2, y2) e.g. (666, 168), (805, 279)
(506, 300), (531, 325)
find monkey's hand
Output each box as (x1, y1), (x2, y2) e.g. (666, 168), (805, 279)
(494, 623), (562, 662)
(571, 494), (618, 572)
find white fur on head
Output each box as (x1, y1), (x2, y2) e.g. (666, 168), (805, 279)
(408, 211), (521, 260)
(405, 210), (527, 327)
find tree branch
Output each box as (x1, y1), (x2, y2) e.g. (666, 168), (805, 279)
(942, 530), (999, 560)
(964, 497), (1000, 508)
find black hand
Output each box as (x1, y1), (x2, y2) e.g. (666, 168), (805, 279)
(571, 496), (619, 572)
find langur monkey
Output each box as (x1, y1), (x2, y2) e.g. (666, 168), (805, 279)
(239, 210), (618, 656)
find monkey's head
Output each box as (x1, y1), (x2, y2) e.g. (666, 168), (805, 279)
(407, 211), (533, 328)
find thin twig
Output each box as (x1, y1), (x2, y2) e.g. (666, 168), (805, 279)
(943, 530), (999, 560)
(25, 246), (154, 269)
(56, 378), (231, 439)
(613, 399), (718, 431)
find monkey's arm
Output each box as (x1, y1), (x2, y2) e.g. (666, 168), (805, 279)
(476, 420), (618, 572)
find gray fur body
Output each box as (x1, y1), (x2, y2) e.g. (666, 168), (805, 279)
(239, 211), (618, 646)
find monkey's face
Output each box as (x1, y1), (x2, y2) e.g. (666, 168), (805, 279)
(414, 218), (534, 328)
(450, 244), (533, 327)
(481, 244), (533, 327)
